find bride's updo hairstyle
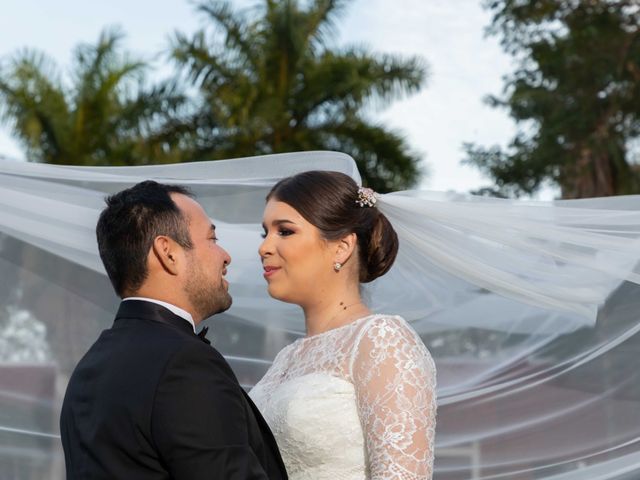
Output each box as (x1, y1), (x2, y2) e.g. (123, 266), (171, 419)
(266, 171), (398, 283)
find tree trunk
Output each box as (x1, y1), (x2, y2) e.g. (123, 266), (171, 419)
(561, 146), (617, 199)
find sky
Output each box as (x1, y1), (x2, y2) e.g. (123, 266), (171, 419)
(0, 0), (537, 196)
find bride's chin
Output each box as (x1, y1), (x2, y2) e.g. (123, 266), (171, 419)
(266, 284), (284, 300)
(266, 286), (298, 305)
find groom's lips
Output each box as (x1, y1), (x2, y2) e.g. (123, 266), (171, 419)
(263, 266), (281, 278)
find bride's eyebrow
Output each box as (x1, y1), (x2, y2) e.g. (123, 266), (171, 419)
(261, 219), (297, 229)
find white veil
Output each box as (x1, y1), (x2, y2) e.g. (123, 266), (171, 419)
(1, 151), (639, 479)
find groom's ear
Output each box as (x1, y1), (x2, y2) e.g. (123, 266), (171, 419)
(150, 235), (181, 276)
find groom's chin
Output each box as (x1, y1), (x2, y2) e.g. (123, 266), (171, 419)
(199, 292), (233, 321)
(215, 293), (233, 315)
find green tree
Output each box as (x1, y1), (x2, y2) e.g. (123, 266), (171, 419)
(171, 0), (427, 192)
(0, 29), (187, 166)
(464, 0), (640, 198)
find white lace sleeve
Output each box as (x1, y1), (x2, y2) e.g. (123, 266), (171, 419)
(351, 316), (437, 480)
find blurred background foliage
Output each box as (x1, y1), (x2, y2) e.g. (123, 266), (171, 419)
(0, 0), (639, 196)
(465, 0), (640, 198)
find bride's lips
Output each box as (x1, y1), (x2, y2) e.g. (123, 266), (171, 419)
(263, 266), (281, 278)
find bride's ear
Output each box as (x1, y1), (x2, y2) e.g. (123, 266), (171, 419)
(335, 232), (358, 266)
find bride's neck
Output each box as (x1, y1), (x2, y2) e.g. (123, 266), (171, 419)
(302, 288), (370, 337)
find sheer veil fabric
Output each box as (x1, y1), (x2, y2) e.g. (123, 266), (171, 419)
(1, 151), (640, 479)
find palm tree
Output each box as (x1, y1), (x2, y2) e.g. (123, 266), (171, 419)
(171, 0), (427, 191)
(0, 28), (188, 166)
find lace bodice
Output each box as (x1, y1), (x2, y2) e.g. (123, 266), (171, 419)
(250, 314), (436, 479)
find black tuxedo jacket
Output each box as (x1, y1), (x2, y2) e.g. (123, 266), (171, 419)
(60, 300), (287, 479)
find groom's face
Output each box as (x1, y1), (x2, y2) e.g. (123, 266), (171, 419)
(172, 194), (232, 320)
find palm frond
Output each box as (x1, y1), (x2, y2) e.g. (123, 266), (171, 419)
(304, 0), (349, 53)
(171, 30), (243, 87)
(0, 51), (70, 162)
(293, 49), (426, 122)
(311, 116), (424, 192)
(197, 0), (256, 58)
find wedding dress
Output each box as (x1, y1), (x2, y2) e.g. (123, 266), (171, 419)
(250, 314), (437, 480)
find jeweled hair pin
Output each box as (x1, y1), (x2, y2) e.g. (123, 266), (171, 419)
(355, 187), (377, 208)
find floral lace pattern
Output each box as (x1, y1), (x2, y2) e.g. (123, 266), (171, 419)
(250, 315), (436, 479)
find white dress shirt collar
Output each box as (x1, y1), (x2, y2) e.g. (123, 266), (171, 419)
(122, 297), (196, 333)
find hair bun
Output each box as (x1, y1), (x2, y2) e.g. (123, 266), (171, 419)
(360, 210), (398, 283)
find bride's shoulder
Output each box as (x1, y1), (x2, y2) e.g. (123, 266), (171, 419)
(358, 313), (416, 336)
(355, 314), (427, 350)
(273, 339), (298, 360)
(351, 314), (436, 372)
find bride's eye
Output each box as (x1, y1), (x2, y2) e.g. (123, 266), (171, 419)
(278, 229), (293, 237)
(260, 231), (267, 239)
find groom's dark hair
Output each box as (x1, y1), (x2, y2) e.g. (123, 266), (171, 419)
(96, 180), (194, 297)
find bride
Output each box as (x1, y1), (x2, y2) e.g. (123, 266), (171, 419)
(249, 170), (436, 479)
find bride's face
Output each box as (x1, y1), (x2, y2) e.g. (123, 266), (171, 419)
(259, 199), (336, 305)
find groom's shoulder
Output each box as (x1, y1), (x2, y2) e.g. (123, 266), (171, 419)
(93, 316), (224, 367)
(156, 337), (239, 387)
(96, 318), (238, 385)
(132, 319), (228, 362)
(129, 323), (236, 377)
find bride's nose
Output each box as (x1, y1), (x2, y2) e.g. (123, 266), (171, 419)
(258, 233), (272, 259)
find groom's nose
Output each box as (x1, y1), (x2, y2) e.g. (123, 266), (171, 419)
(221, 248), (232, 267)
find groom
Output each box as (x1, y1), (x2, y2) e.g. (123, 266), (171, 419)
(60, 181), (287, 479)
